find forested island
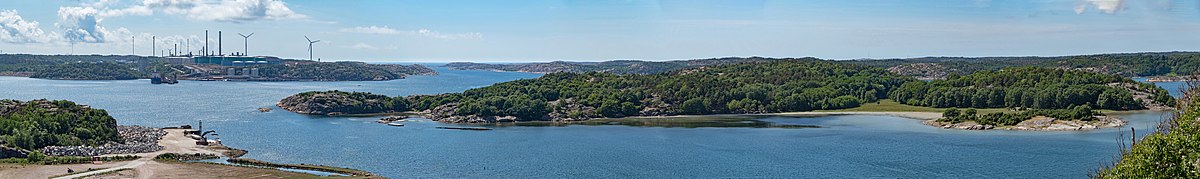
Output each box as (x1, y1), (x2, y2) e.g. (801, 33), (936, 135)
(277, 90), (409, 115)
(0, 54), (435, 81)
(447, 52), (1200, 79)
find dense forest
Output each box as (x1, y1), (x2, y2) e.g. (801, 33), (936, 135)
(888, 67), (1174, 110)
(0, 99), (121, 151)
(409, 59), (915, 122)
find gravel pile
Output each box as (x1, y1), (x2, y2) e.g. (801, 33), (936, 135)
(41, 125), (166, 156)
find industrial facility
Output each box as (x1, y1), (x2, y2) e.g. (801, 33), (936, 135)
(192, 56), (278, 66)
(141, 30), (295, 83)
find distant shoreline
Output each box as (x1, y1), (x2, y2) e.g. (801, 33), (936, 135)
(617, 111), (943, 121)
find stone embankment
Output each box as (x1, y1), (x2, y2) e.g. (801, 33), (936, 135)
(41, 126), (166, 156)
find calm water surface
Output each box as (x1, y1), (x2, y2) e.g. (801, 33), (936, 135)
(0, 67), (1183, 178)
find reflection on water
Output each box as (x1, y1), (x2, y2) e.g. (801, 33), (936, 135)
(0, 69), (1184, 178)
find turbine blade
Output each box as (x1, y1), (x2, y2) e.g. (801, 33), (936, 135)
(305, 36), (311, 42)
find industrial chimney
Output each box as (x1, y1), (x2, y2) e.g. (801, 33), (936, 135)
(219, 31), (223, 56)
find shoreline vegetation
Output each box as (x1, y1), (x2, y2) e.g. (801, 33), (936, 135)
(1097, 77), (1200, 178)
(280, 59), (1174, 132)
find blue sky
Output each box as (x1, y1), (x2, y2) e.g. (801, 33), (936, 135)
(0, 0), (1197, 62)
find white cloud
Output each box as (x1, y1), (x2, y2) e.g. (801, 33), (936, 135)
(340, 26), (483, 40)
(0, 10), (53, 43)
(415, 29), (483, 40)
(100, 5), (152, 17)
(339, 26), (401, 35)
(58, 6), (123, 43)
(1076, 0), (1124, 14)
(349, 43), (377, 50)
(186, 0), (306, 22)
(103, 0), (306, 23)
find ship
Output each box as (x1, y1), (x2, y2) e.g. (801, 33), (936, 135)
(150, 72), (179, 84)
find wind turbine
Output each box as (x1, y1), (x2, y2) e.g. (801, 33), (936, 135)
(305, 36), (321, 62)
(238, 33), (254, 56)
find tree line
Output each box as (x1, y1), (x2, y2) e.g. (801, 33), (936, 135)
(888, 67), (1174, 110)
(408, 59), (914, 120)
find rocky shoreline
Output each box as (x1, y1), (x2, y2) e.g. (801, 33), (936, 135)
(41, 125), (166, 156)
(924, 115), (1126, 131)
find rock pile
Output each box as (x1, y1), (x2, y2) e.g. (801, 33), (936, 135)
(41, 126), (166, 156)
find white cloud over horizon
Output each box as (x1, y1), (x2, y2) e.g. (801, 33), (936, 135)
(0, 10), (53, 43)
(349, 42), (377, 50)
(134, 0), (307, 23)
(1076, 0), (1125, 14)
(340, 26), (483, 40)
(339, 26), (402, 35)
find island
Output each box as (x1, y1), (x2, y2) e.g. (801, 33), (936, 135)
(276, 90), (409, 116)
(282, 59), (1176, 131)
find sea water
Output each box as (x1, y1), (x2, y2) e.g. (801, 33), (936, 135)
(0, 67), (1182, 178)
